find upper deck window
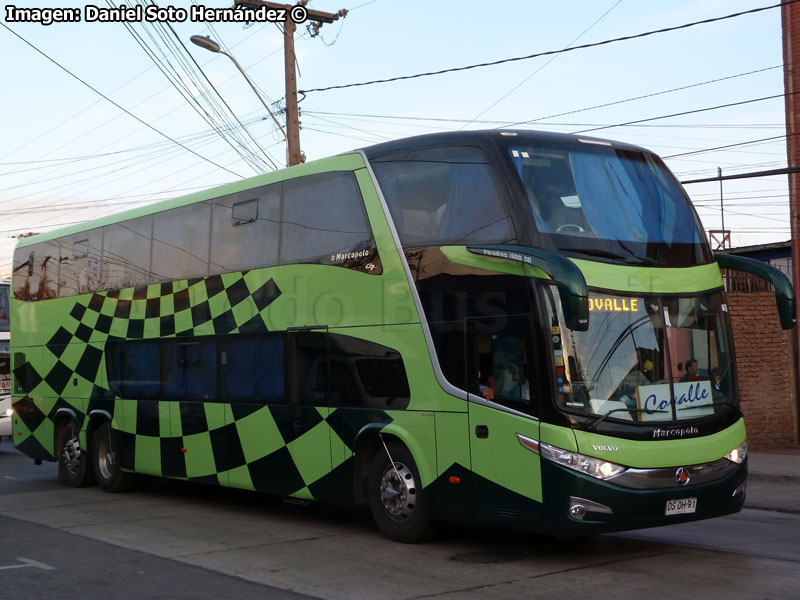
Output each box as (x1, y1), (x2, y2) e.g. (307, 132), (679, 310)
(505, 142), (709, 266)
(371, 146), (516, 247)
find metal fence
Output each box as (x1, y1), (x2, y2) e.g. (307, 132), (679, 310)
(722, 269), (775, 293)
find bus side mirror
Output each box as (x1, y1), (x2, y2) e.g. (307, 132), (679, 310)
(715, 253), (796, 330)
(467, 244), (589, 331)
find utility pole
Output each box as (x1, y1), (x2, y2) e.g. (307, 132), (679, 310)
(782, 0), (800, 442)
(235, 0), (346, 166)
(718, 167), (726, 247)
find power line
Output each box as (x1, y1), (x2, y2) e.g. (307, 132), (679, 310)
(571, 93), (787, 134)
(462, 0), (623, 129)
(115, 0), (274, 172)
(0, 116), (265, 176)
(502, 65), (783, 129)
(665, 135), (787, 160)
(298, 1), (796, 95)
(680, 165), (800, 184)
(160, 13), (280, 169)
(0, 20), (243, 178)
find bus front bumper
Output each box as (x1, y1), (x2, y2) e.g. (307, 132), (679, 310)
(540, 457), (747, 536)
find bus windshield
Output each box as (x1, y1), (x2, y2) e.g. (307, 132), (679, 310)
(504, 140), (708, 266)
(545, 288), (736, 425)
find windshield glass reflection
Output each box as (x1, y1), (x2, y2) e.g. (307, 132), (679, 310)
(505, 142), (708, 266)
(545, 289), (735, 424)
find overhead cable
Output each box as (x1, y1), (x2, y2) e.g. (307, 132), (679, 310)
(298, 1), (797, 95)
(0, 20), (243, 178)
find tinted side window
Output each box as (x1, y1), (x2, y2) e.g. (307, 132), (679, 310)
(221, 335), (285, 403)
(467, 316), (537, 413)
(372, 146), (515, 247)
(291, 331), (329, 407)
(12, 240), (60, 301)
(163, 339), (217, 401)
(103, 216), (152, 291)
(152, 203), (211, 280)
(291, 332), (410, 409)
(59, 229), (104, 297)
(210, 184), (281, 274)
(417, 271), (539, 415)
(331, 334), (410, 409)
(107, 340), (160, 399)
(281, 172), (372, 264)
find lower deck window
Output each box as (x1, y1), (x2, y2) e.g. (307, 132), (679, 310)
(105, 332), (409, 409)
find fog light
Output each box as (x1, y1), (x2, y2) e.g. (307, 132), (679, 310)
(569, 504), (586, 519)
(732, 482), (746, 498)
(568, 496), (613, 521)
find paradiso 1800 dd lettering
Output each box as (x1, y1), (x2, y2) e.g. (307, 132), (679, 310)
(10, 130), (787, 543)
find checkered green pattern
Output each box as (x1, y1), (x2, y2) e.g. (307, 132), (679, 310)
(12, 269), (392, 499)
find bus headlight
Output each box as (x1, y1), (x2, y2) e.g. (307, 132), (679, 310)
(539, 442), (627, 480)
(3, 408), (12, 418)
(725, 441), (747, 464)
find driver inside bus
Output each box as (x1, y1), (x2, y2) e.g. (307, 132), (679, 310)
(614, 350), (654, 410)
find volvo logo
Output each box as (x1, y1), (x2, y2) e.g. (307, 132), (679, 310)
(675, 467), (690, 486)
(591, 445), (618, 452)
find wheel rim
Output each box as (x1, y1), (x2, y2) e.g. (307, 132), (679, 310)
(96, 435), (115, 480)
(61, 431), (82, 476)
(379, 461), (416, 522)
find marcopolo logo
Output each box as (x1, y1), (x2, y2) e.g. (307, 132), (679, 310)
(675, 467), (690, 486)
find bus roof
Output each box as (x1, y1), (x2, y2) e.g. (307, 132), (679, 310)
(360, 129), (651, 160)
(16, 129), (651, 250)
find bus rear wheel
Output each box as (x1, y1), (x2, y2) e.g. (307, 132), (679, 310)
(367, 442), (437, 543)
(93, 423), (134, 493)
(56, 421), (94, 487)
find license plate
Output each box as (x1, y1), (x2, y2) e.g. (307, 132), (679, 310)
(665, 497), (697, 515)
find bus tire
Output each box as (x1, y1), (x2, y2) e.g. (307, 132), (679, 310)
(56, 421), (94, 487)
(93, 423), (134, 493)
(367, 442), (437, 543)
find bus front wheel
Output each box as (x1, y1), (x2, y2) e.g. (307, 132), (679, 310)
(367, 442), (437, 543)
(56, 421), (94, 487)
(93, 423), (134, 493)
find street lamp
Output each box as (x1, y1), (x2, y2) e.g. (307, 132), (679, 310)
(190, 35), (288, 146)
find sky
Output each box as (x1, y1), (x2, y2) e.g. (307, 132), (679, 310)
(0, 0), (793, 277)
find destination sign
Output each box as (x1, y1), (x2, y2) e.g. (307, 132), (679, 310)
(588, 297), (640, 312)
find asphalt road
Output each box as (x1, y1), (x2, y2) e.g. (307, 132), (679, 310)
(1, 441), (798, 600)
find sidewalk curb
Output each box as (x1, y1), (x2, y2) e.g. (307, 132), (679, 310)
(743, 504), (800, 515)
(747, 473), (800, 484)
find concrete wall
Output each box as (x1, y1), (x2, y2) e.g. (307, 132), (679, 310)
(727, 292), (798, 448)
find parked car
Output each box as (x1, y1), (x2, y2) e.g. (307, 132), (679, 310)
(0, 394), (12, 444)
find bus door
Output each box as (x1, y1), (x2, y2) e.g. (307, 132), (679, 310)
(465, 315), (543, 523)
(280, 328), (332, 500)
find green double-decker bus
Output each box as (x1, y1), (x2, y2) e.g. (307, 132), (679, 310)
(10, 130), (794, 541)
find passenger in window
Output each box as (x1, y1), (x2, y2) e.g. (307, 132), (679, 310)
(479, 374), (495, 401)
(496, 363), (529, 401)
(679, 359), (700, 382)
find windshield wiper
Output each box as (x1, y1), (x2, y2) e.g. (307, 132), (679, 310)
(561, 248), (658, 266)
(587, 407), (669, 430)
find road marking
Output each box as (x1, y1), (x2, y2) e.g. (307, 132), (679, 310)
(0, 558), (56, 571)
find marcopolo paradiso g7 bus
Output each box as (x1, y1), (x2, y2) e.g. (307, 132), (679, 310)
(10, 130), (794, 542)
